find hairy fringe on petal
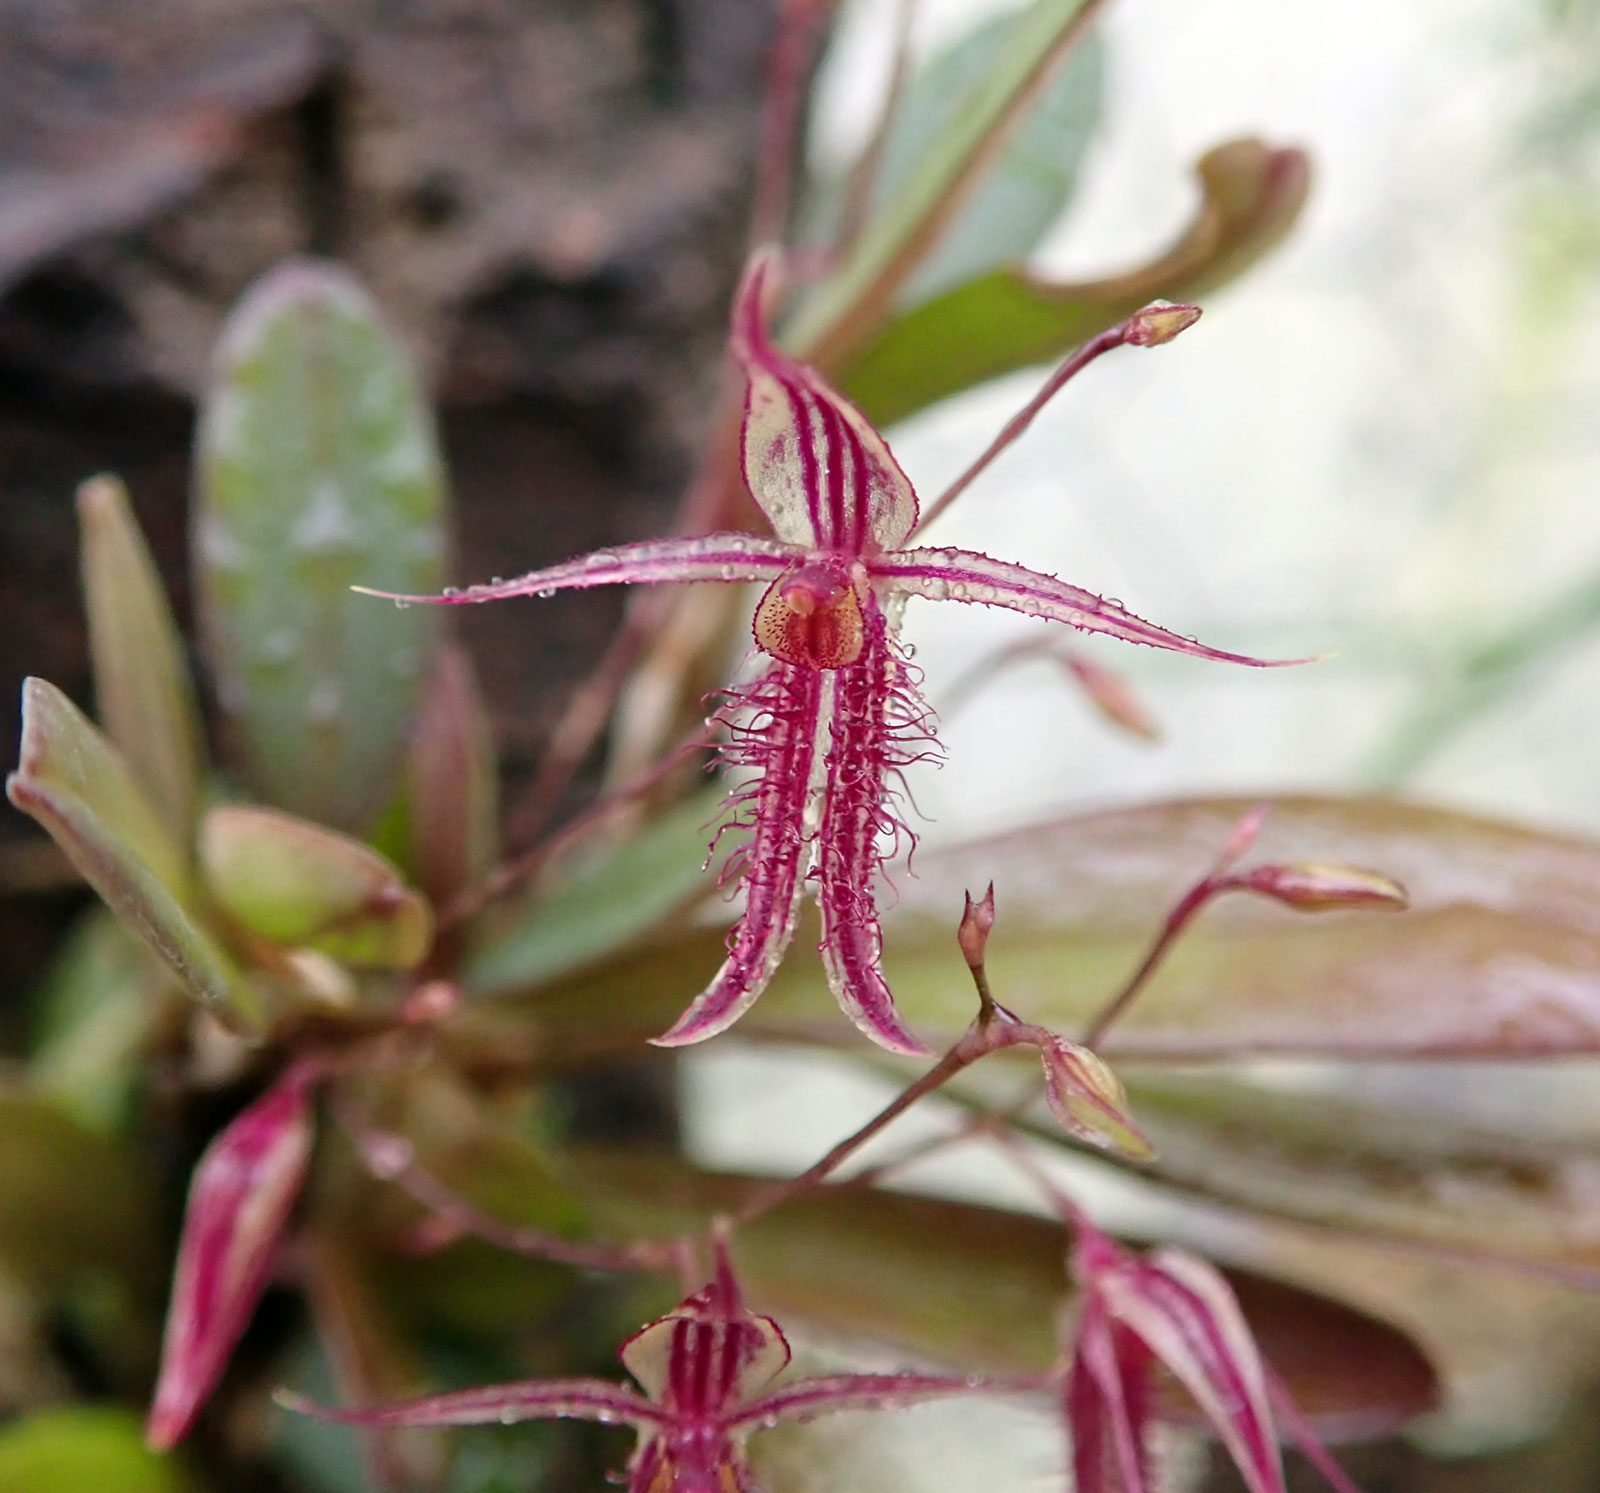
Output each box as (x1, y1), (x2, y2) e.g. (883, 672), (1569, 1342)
(653, 660), (826, 1047)
(816, 604), (939, 1055)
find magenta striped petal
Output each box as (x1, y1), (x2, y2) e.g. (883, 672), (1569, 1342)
(731, 1371), (988, 1430)
(652, 661), (827, 1048)
(279, 1378), (662, 1429)
(732, 251), (918, 554)
(1068, 1302), (1154, 1493)
(816, 607), (932, 1056)
(1098, 1250), (1285, 1493)
(352, 535), (802, 605)
(870, 547), (1301, 666)
(148, 1065), (317, 1449)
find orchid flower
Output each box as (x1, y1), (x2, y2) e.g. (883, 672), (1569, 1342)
(283, 1241), (993, 1492)
(361, 251), (1289, 1055)
(1063, 1211), (1361, 1493)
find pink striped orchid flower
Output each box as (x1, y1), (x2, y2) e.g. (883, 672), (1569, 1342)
(362, 252), (1289, 1055)
(1064, 1211), (1362, 1493)
(283, 1241), (993, 1492)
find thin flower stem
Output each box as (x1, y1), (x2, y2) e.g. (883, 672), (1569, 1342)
(329, 1098), (676, 1274)
(1077, 876), (1230, 1049)
(1264, 1370), (1365, 1493)
(914, 320), (1140, 535)
(726, 1009), (1045, 1230)
(439, 719), (720, 933)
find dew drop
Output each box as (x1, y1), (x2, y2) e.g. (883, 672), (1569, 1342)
(442, 585), (461, 598)
(901, 643), (916, 659)
(536, 587), (557, 599)
(393, 599), (411, 610)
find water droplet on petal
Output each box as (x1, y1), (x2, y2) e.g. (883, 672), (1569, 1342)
(536, 588), (557, 599)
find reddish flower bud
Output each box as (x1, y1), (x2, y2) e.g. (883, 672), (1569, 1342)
(146, 1064), (318, 1450)
(1124, 301), (1202, 347)
(958, 883), (996, 971)
(1063, 655), (1160, 741)
(1244, 861), (1408, 913)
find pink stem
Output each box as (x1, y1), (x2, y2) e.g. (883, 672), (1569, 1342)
(915, 318), (1147, 536)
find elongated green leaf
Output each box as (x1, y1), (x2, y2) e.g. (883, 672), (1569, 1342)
(845, 13), (1104, 307)
(7, 679), (261, 1035)
(464, 785), (726, 996)
(784, 0), (1102, 370)
(200, 805), (432, 969)
(0, 1409), (190, 1493)
(571, 1154), (1437, 1430)
(78, 474), (205, 840)
(840, 139), (1311, 425)
(195, 258), (447, 833)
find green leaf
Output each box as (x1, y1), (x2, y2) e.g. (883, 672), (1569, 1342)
(77, 474), (206, 842)
(0, 1082), (158, 1291)
(784, 0), (1101, 370)
(407, 641), (498, 913)
(200, 804), (433, 969)
(7, 678), (262, 1035)
(839, 139), (1312, 426)
(463, 785), (726, 997)
(195, 258), (447, 834)
(845, 12), (1103, 307)
(30, 909), (161, 1133)
(0, 1408), (191, 1493)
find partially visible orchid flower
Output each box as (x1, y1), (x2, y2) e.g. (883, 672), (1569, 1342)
(360, 251), (1292, 1055)
(1063, 1209), (1362, 1493)
(282, 1240), (995, 1491)
(147, 1062), (320, 1450)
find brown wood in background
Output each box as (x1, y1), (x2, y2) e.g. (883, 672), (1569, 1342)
(0, 0), (778, 1009)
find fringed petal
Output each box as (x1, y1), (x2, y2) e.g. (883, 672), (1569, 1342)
(732, 251), (919, 554)
(652, 661), (827, 1047)
(871, 547), (1306, 666)
(353, 535), (802, 605)
(816, 605), (933, 1056)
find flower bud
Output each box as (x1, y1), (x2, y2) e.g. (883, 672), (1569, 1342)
(1244, 861), (1408, 912)
(1063, 655), (1159, 741)
(146, 1064), (318, 1450)
(957, 883), (996, 971)
(1039, 1036), (1154, 1162)
(1125, 300), (1202, 347)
